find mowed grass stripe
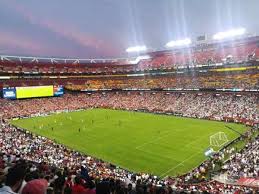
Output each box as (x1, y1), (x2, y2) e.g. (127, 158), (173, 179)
(10, 109), (248, 177)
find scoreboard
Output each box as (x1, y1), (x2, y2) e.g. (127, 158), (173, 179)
(2, 85), (64, 99)
(16, 86), (53, 99)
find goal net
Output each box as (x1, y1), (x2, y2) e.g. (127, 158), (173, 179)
(210, 132), (229, 147)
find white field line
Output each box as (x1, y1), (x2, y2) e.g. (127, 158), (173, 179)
(160, 151), (201, 178)
(135, 131), (171, 149)
(136, 147), (176, 160)
(136, 139), (203, 163)
(183, 134), (210, 149)
(135, 131), (207, 178)
(159, 135), (208, 178)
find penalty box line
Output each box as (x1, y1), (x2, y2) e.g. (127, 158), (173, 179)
(159, 135), (208, 178)
(136, 147), (177, 161)
(135, 131), (171, 149)
(160, 151), (201, 178)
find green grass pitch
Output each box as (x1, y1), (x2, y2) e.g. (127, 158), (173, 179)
(10, 109), (248, 177)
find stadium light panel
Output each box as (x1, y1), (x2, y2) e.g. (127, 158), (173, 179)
(129, 55), (151, 64)
(213, 28), (246, 40)
(126, 46), (147, 53)
(165, 38), (192, 48)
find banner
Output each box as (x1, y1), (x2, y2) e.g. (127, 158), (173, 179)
(236, 177), (259, 188)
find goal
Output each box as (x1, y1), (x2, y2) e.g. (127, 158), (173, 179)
(210, 132), (229, 147)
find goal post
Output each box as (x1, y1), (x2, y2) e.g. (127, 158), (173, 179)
(210, 132), (229, 147)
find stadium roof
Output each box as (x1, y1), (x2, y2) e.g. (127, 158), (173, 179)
(1, 35), (259, 65)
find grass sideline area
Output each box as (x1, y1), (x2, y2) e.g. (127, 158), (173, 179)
(10, 109), (248, 177)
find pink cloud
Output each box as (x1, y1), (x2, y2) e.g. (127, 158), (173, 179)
(0, 31), (47, 54)
(5, 0), (121, 57)
(0, 30), (75, 57)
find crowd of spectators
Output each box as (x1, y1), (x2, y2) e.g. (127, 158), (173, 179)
(0, 92), (258, 193)
(1, 70), (258, 91)
(222, 136), (259, 179)
(1, 92), (257, 124)
(65, 72), (259, 91)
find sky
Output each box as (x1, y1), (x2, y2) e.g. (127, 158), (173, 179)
(0, 0), (259, 59)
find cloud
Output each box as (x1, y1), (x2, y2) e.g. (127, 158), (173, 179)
(0, 31), (47, 54)
(3, 0), (121, 58)
(0, 30), (76, 57)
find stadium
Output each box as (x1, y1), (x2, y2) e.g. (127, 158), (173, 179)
(0, 1), (259, 194)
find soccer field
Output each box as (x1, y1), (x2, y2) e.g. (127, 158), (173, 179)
(10, 109), (248, 177)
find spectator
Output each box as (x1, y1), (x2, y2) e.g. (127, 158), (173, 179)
(21, 178), (48, 194)
(0, 164), (26, 194)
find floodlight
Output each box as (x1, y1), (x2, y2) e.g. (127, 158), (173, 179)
(126, 46), (147, 53)
(213, 28), (246, 40)
(165, 38), (192, 48)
